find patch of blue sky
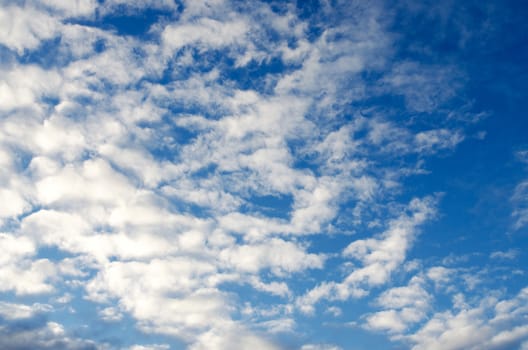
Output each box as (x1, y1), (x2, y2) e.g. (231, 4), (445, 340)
(240, 193), (294, 220)
(225, 56), (296, 93)
(99, 9), (176, 37)
(18, 37), (65, 67)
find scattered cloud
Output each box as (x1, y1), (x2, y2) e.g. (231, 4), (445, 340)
(490, 249), (519, 260)
(408, 288), (528, 350)
(0, 0), (525, 349)
(365, 276), (431, 333)
(512, 180), (528, 230)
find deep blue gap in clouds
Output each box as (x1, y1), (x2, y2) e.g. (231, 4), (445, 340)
(240, 193), (294, 219)
(95, 5), (180, 37)
(224, 56), (298, 92)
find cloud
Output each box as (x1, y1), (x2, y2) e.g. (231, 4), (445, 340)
(162, 18), (249, 53)
(511, 149), (528, 229)
(427, 266), (453, 288)
(0, 304), (95, 350)
(257, 318), (296, 334)
(301, 344), (343, 350)
(407, 288), (528, 350)
(0, 233), (57, 295)
(297, 197), (437, 313)
(365, 276), (431, 334)
(0, 64), (62, 111)
(0, 302), (52, 320)
(0, 0), (503, 349)
(219, 238), (324, 275)
(0, 322), (97, 350)
(189, 322), (280, 350)
(384, 62), (463, 113)
(98, 306), (123, 322)
(512, 181), (528, 229)
(517, 150), (528, 165)
(490, 249), (519, 260)
(0, 5), (60, 54)
(414, 129), (464, 154)
(128, 345), (170, 350)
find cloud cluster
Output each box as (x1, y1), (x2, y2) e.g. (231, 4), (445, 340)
(0, 0), (523, 349)
(408, 288), (528, 350)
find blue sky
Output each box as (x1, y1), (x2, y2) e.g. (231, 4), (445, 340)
(0, 0), (527, 349)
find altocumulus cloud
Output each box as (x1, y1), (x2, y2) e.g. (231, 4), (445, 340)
(0, 0), (527, 349)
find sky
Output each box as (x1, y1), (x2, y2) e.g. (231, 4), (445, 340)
(0, 0), (527, 349)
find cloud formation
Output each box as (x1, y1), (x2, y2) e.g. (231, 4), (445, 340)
(0, 0), (526, 349)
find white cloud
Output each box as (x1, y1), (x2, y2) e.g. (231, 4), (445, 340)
(427, 266), (453, 288)
(249, 277), (291, 298)
(512, 181), (528, 229)
(0, 233), (57, 295)
(219, 238), (324, 275)
(490, 249), (519, 260)
(35, 158), (135, 205)
(0, 258), (57, 295)
(385, 62), (462, 113)
(162, 18), (249, 53)
(189, 322), (280, 350)
(0, 1), (484, 349)
(408, 287), (528, 350)
(0, 188), (30, 221)
(297, 197), (437, 313)
(301, 344), (343, 350)
(0, 5), (60, 54)
(98, 306), (123, 322)
(257, 318), (296, 334)
(0, 64), (62, 111)
(128, 345), (170, 350)
(0, 301), (52, 320)
(365, 276), (431, 333)
(342, 197), (436, 287)
(414, 129), (464, 154)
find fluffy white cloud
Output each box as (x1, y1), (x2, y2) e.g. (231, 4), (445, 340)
(162, 18), (249, 53)
(98, 306), (123, 322)
(0, 187), (30, 221)
(408, 288), (528, 350)
(0, 65), (62, 111)
(0, 5), (59, 54)
(220, 238), (324, 275)
(0, 233), (58, 295)
(189, 322), (280, 350)
(365, 276), (431, 333)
